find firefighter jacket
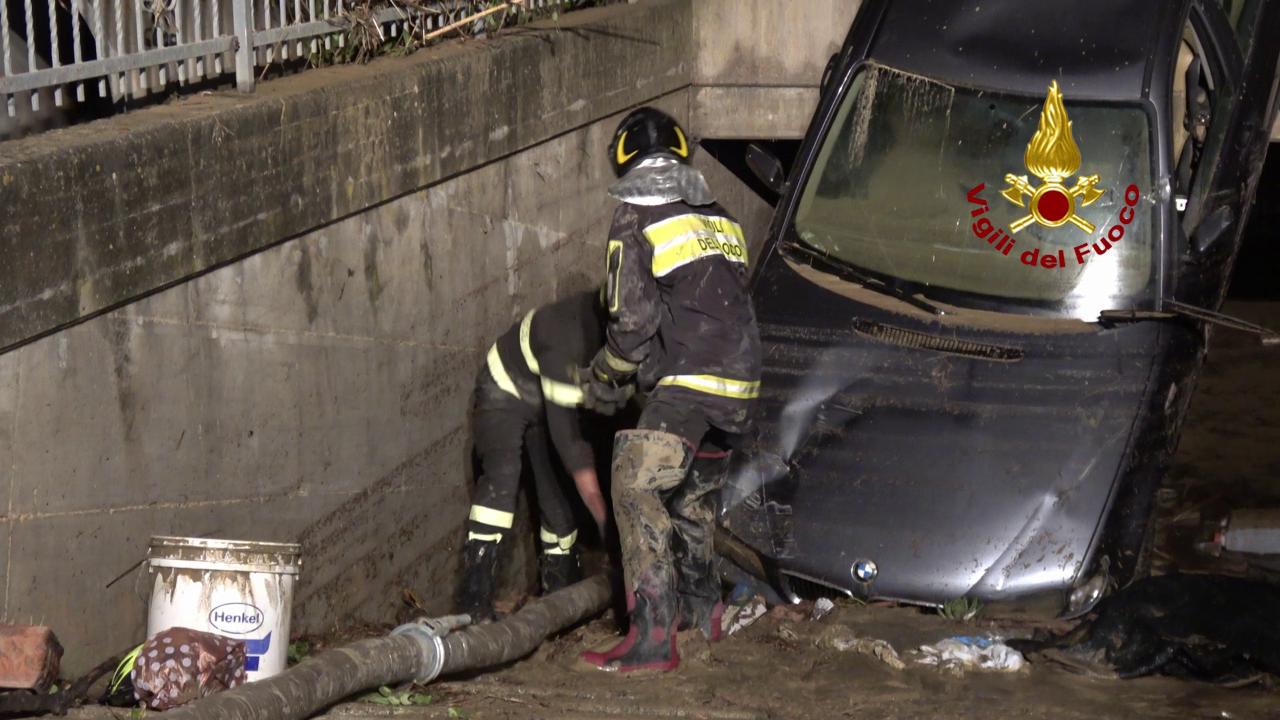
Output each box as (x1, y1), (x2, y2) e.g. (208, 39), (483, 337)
(603, 199), (762, 431)
(484, 290), (607, 473)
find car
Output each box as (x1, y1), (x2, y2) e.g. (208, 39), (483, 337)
(719, 0), (1280, 615)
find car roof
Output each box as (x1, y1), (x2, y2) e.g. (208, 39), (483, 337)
(865, 0), (1187, 102)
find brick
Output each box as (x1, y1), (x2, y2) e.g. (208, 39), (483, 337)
(0, 625), (63, 690)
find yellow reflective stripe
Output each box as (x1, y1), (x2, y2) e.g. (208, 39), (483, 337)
(605, 348), (638, 373)
(518, 309), (540, 375)
(486, 345), (521, 400)
(606, 240), (624, 314)
(540, 527), (578, 552)
(642, 214), (748, 277)
(469, 504), (515, 529)
(467, 531), (504, 543)
(541, 377), (585, 408)
(658, 374), (761, 399)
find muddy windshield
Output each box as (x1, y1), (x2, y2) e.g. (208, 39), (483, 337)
(793, 64), (1156, 320)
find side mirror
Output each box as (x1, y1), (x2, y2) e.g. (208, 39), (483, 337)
(1191, 205), (1234, 255)
(746, 143), (785, 195)
(820, 52), (838, 90)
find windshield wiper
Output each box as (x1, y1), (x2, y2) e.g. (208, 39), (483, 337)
(780, 240), (944, 316)
(1100, 300), (1280, 346)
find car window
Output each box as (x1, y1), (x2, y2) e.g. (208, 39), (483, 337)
(1172, 22), (1216, 215)
(792, 64), (1155, 321)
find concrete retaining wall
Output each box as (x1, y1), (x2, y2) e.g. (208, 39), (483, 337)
(0, 1), (693, 354)
(0, 0), (771, 672)
(692, 0), (861, 139)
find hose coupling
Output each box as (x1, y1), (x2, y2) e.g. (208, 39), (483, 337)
(391, 614), (471, 683)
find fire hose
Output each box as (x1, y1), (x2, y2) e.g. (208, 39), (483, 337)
(162, 574), (613, 720)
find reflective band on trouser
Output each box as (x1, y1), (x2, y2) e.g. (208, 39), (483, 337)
(539, 527), (578, 555)
(643, 213), (748, 277)
(541, 377), (585, 408)
(467, 531), (504, 543)
(658, 374), (761, 400)
(518, 309), (541, 375)
(469, 504), (515, 529)
(486, 345), (521, 400)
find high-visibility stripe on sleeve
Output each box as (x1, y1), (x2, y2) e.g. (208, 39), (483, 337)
(541, 377), (585, 408)
(467, 531), (505, 543)
(657, 374), (761, 399)
(469, 504), (515, 529)
(642, 214), (748, 278)
(486, 345), (522, 400)
(539, 527), (578, 554)
(518, 309), (541, 375)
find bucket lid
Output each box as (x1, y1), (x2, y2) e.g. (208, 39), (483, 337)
(149, 536), (301, 556)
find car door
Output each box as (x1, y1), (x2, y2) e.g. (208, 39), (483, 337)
(1174, 0), (1278, 307)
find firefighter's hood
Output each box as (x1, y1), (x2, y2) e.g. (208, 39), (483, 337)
(608, 156), (714, 207)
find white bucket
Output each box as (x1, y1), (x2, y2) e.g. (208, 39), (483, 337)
(145, 536), (302, 682)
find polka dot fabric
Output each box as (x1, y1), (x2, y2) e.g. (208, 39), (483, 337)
(131, 627), (248, 710)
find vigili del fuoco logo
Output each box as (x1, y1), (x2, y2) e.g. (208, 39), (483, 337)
(966, 81), (1140, 270)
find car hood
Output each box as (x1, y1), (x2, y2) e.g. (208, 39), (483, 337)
(725, 255), (1163, 603)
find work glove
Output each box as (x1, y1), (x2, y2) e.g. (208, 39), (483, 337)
(578, 348), (636, 416)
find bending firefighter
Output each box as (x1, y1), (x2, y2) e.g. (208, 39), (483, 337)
(580, 108), (761, 672)
(459, 289), (616, 622)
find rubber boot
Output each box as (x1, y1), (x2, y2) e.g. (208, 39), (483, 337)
(539, 545), (583, 595)
(457, 538), (500, 623)
(671, 449), (731, 642)
(580, 575), (680, 672)
(678, 593), (725, 642)
(581, 430), (691, 673)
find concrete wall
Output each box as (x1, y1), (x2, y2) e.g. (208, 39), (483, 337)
(691, 0), (861, 139)
(0, 0), (773, 673)
(0, 2), (693, 354)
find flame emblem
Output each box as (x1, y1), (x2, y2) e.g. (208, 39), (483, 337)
(1001, 81), (1103, 233)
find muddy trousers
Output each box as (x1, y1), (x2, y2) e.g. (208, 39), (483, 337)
(615, 398), (735, 608)
(468, 377), (578, 551)
(460, 376), (581, 621)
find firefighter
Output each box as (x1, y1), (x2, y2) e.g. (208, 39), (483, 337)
(579, 108), (761, 672)
(458, 288), (619, 622)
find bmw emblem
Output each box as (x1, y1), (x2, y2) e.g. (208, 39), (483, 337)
(852, 559), (878, 583)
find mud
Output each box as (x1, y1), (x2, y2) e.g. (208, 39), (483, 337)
(315, 302), (1280, 719)
(418, 601), (1277, 720)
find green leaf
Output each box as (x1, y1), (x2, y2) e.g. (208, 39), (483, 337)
(287, 640), (310, 665)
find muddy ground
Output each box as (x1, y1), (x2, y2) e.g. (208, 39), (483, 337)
(295, 301), (1280, 720)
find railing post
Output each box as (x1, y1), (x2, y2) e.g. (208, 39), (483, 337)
(232, 0), (254, 92)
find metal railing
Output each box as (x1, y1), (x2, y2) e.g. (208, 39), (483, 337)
(0, 0), (583, 120)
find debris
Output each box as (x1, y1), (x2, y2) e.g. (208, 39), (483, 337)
(1010, 574), (1280, 682)
(938, 597), (983, 621)
(358, 685), (434, 705)
(723, 595), (768, 635)
(133, 627), (247, 710)
(916, 635), (1026, 673)
(0, 624), (63, 691)
(815, 625), (906, 670)
(776, 625), (800, 642)
(766, 602), (810, 624)
(812, 598), (836, 621)
(1201, 508), (1280, 556)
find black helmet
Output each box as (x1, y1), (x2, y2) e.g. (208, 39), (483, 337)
(608, 107), (691, 177)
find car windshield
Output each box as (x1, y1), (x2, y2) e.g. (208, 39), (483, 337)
(793, 63), (1156, 320)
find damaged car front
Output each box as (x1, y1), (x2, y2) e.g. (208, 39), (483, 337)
(721, 0), (1280, 616)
